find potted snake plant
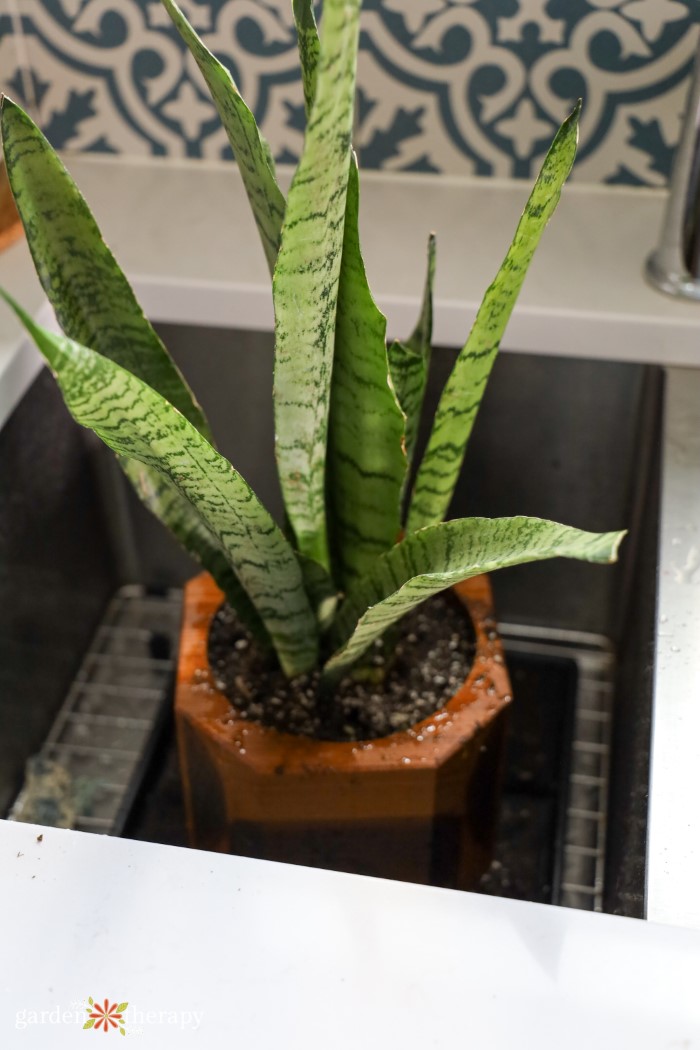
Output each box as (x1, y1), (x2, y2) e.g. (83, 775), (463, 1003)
(0, 0), (624, 888)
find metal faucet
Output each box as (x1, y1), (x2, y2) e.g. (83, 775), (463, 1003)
(646, 41), (700, 300)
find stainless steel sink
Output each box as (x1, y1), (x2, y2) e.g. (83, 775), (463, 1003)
(2, 321), (695, 927)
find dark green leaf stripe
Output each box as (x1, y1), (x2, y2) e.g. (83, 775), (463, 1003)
(122, 460), (271, 649)
(0, 96), (210, 439)
(272, 0), (361, 571)
(161, 0), (285, 275)
(324, 514), (624, 677)
(328, 158), (406, 588)
(407, 103), (580, 533)
(388, 232), (436, 470)
(293, 0), (320, 118)
(3, 292), (318, 677)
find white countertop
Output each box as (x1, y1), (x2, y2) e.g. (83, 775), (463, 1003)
(2, 154), (700, 430)
(1, 819), (698, 1048)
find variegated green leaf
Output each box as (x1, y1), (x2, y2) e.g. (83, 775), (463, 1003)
(407, 103), (580, 533)
(122, 461), (271, 649)
(297, 552), (338, 633)
(403, 232), (436, 361)
(0, 96), (210, 438)
(273, 0), (361, 571)
(388, 342), (426, 479)
(388, 232), (436, 469)
(293, 4), (405, 584)
(328, 158), (406, 588)
(324, 514), (624, 678)
(0, 96), (261, 634)
(293, 0), (320, 117)
(2, 293), (318, 678)
(160, 0), (285, 275)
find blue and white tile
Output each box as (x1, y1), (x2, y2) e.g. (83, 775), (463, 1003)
(357, 0), (700, 182)
(0, 0), (40, 121)
(8, 0), (700, 185)
(16, 0), (302, 157)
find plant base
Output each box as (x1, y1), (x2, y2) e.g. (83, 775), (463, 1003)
(175, 573), (512, 889)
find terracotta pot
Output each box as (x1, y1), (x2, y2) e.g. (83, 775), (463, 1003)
(175, 572), (512, 889)
(0, 160), (22, 254)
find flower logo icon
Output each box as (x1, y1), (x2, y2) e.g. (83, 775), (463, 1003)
(83, 998), (128, 1035)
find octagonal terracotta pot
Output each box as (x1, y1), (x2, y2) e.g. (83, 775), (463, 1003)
(175, 572), (512, 889)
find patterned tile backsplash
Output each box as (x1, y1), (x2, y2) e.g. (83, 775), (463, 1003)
(1, 1), (699, 185)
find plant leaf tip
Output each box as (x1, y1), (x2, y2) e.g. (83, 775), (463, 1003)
(560, 98), (582, 137)
(567, 98), (583, 134)
(609, 528), (627, 563)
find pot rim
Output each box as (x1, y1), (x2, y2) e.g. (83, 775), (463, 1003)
(175, 573), (513, 775)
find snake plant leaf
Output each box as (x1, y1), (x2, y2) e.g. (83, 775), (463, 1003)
(324, 514), (625, 678)
(388, 232), (436, 469)
(160, 0), (285, 275)
(293, 0), (320, 117)
(272, 0), (361, 571)
(0, 97), (244, 628)
(407, 103), (581, 533)
(403, 232), (436, 361)
(0, 95), (211, 439)
(297, 552), (338, 633)
(328, 158), (406, 588)
(122, 461), (272, 650)
(2, 292), (318, 678)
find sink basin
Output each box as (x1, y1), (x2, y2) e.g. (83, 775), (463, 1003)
(0, 319), (671, 922)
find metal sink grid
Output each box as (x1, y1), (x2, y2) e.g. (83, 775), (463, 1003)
(8, 586), (182, 835)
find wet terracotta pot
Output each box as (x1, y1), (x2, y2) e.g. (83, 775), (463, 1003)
(175, 572), (512, 890)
